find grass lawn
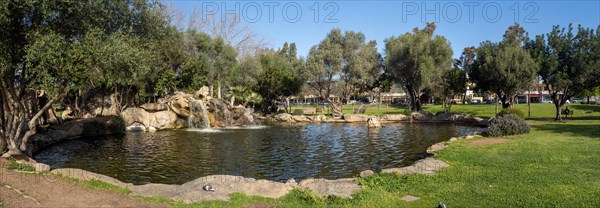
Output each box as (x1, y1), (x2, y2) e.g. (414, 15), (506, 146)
(75, 104), (600, 207)
(289, 103), (600, 119)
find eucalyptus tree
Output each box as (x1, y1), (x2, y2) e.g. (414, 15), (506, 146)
(526, 24), (600, 120)
(384, 23), (453, 111)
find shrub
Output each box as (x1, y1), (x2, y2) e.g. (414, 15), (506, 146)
(497, 108), (525, 118)
(107, 116), (126, 133)
(292, 109), (304, 115)
(487, 114), (530, 136)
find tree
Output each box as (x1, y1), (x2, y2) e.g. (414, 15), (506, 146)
(384, 23), (453, 111)
(254, 43), (304, 114)
(525, 24), (600, 120)
(306, 29), (381, 117)
(0, 0), (174, 156)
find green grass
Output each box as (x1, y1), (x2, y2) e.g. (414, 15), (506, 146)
(6, 160), (35, 172)
(288, 103), (600, 119)
(57, 175), (131, 195)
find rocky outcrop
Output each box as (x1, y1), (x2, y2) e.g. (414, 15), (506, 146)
(140, 103), (168, 112)
(121, 108), (185, 130)
(378, 114), (410, 122)
(30, 117), (125, 153)
(432, 112), (490, 127)
(410, 111), (434, 121)
(342, 114), (376, 122)
(274, 113), (293, 122)
(381, 157), (450, 175)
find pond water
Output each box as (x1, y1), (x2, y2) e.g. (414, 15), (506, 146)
(35, 123), (481, 185)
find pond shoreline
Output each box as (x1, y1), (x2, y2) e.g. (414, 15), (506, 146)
(24, 118), (483, 203)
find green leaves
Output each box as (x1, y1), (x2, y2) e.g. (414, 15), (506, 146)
(384, 22), (453, 111)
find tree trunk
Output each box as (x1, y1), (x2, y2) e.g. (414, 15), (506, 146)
(19, 94), (62, 156)
(554, 102), (562, 121)
(217, 80), (222, 99)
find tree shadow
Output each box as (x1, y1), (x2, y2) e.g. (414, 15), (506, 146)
(570, 105), (600, 114)
(532, 123), (600, 139)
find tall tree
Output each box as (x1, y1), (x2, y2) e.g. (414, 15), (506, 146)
(306, 29), (381, 117)
(384, 23), (453, 111)
(526, 24), (600, 120)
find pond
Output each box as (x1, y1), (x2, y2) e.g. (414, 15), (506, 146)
(35, 123), (481, 185)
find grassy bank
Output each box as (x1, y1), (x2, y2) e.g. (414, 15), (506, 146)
(288, 103), (600, 119)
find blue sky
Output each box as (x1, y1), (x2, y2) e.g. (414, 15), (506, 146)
(170, 1), (600, 58)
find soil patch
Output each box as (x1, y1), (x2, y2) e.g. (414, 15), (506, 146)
(470, 138), (511, 146)
(0, 159), (165, 208)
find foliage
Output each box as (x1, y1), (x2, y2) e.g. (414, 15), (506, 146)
(469, 41), (537, 109)
(525, 24), (600, 120)
(107, 116), (126, 134)
(497, 108), (526, 118)
(7, 160), (35, 172)
(254, 43), (304, 114)
(384, 22), (453, 112)
(487, 114), (530, 136)
(292, 109), (304, 116)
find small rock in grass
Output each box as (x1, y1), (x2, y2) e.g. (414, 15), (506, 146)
(359, 170), (374, 178)
(400, 195), (420, 202)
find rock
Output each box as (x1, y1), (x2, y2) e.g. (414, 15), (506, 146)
(410, 111), (434, 121)
(126, 124), (146, 132)
(141, 103), (168, 112)
(307, 115), (327, 122)
(359, 170), (374, 178)
(149, 110), (179, 130)
(367, 118), (382, 128)
(433, 112), (463, 121)
(121, 107), (151, 126)
(427, 142), (446, 153)
(302, 108), (317, 114)
(378, 114), (410, 122)
(175, 175), (293, 202)
(274, 113), (292, 122)
(194, 86), (210, 98)
(474, 117), (490, 127)
(298, 178), (360, 198)
(286, 178), (298, 187)
(400, 195), (421, 202)
(448, 137), (458, 142)
(291, 115), (309, 122)
(343, 114), (375, 122)
(34, 163), (51, 172)
(381, 157), (450, 175)
(147, 126), (157, 132)
(2, 152), (11, 158)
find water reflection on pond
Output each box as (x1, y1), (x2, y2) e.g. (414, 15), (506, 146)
(35, 123), (481, 184)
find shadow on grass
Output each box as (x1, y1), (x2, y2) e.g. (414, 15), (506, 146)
(532, 123), (600, 139)
(570, 105), (600, 114)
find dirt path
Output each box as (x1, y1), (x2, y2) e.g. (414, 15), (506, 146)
(0, 161), (167, 208)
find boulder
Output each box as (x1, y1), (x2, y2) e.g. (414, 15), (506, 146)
(359, 170), (374, 178)
(432, 112), (463, 121)
(307, 115), (327, 122)
(343, 114), (375, 122)
(410, 111), (434, 121)
(176, 175), (293, 202)
(298, 178), (360, 198)
(367, 118), (382, 128)
(381, 157), (449, 175)
(148, 110), (179, 130)
(378, 114), (410, 122)
(274, 113), (293, 122)
(141, 103), (168, 112)
(34, 163), (51, 172)
(292, 115), (309, 122)
(194, 86), (210, 99)
(121, 107), (151, 126)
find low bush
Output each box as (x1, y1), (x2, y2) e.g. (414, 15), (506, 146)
(487, 114), (530, 136)
(497, 108), (525, 118)
(292, 109), (304, 115)
(107, 116), (126, 133)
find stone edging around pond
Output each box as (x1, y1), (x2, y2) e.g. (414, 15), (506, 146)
(269, 111), (490, 127)
(18, 131), (483, 204)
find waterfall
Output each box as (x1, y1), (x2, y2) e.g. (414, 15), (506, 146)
(188, 99), (211, 129)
